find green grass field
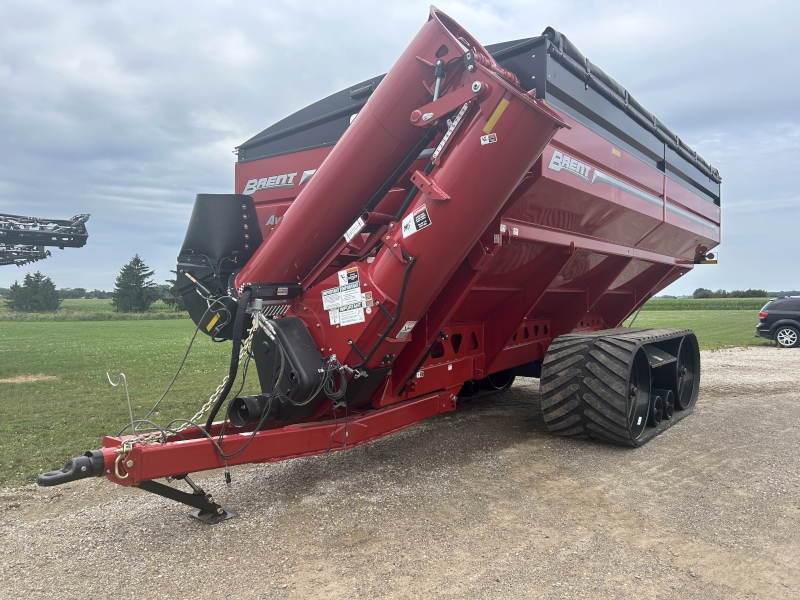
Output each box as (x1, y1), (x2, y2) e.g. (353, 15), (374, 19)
(0, 299), (772, 488)
(0, 319), (263, 488)
(623, 310), (770, 350)
(639, 298), (771, 311)
(0, 298), (188, 321)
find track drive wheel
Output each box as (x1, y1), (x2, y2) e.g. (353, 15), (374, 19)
(540, 335), (652, 446)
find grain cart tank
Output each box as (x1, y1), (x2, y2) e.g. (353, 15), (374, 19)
(39, 7), (719, 523)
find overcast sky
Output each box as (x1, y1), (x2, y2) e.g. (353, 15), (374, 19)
(1, 0), (798, 295)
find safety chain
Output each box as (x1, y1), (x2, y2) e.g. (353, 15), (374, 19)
(114, 323), (258, 458)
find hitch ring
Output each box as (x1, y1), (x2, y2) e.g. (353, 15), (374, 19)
(114, 454), (130, 480)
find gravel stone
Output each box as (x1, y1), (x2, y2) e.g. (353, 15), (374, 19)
(1, 346), (798, 598)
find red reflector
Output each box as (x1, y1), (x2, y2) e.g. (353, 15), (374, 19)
(759, 311), (768, 319)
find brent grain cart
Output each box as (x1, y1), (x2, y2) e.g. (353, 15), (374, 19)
(39, 7), (720, 523)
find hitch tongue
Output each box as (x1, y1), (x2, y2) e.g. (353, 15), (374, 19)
(37, 450), (104, 487)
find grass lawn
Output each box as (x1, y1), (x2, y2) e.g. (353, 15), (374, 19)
(0, 319), (262, 488)
(0, 298), (189, 321)
(624, 310), (771, 350)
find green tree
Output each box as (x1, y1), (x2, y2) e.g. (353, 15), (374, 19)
(111, 255), (159, 313)
(5, 271), (61, 312)
(693, 288), (713, 299)
(162, 270), (186, 311)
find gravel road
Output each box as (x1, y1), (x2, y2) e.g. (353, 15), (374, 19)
(2, 346), (799, 599)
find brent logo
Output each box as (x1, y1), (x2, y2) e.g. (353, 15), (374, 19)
(243, 172), (297, 195)
(548, 150), (591, 183)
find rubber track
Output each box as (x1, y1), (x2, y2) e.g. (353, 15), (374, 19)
(540, 328), (694, 447)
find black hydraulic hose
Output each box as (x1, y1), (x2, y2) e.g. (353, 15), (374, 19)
(363, 129), (437, 215)
(352, 249), (416, 369)
(204, 289), (252, 432)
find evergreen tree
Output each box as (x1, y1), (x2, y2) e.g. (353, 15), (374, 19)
(163, 270), (186, 311)
(111, 255), (159, 312)
(5, 272), (61, 312)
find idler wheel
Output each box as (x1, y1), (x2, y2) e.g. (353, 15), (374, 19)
(674, 335), (699, 410)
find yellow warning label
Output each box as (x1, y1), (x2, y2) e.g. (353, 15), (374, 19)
(206, 312), (220, 332)
(611, 147), (621, 157)
(483, 98), (510, 134)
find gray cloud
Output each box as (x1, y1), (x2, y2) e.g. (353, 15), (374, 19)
(1, 0), (798, 295)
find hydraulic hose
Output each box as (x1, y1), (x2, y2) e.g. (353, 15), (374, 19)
(363, 129), (437, 215)
(352, 249), (416, 369)
(204, 289), (252, 432)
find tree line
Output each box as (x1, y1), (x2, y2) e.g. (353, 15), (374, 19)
(692, 288), (769, 299)
(1, 255), (185, 313)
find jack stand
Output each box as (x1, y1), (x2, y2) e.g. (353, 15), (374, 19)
(138, 475), (237, 525)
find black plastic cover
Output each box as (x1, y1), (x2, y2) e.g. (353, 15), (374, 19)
(246, 316), (325, 423)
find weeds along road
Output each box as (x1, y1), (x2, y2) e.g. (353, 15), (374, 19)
(1, 346), (799, 599)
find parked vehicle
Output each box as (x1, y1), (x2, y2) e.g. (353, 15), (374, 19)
(756, 297), (800, 348)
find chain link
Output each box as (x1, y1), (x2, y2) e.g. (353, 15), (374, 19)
(115, 323), (258, 456)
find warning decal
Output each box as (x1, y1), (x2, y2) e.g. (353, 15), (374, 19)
(339, 281), (361, 305)
(396, 320), (417, 339)
(480, 133), (498, 145)
(401, 204), (432, 239)
(338, 267), (359, 286)
(321, 286), (342, 311)
(338, 302), (365, 327)
(344, 217), (366, 243)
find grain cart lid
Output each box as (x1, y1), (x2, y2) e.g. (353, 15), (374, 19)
(237, 29), (720, 206)
(489, 29), (721, 205)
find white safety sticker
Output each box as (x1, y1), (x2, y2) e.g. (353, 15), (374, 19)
(338, 302), (365, 326)
(338, 266), (359, 286)
(401, 204), (432, 239)
(329, 308), (340, 325)
(480, 133), (498, 145)
(396, 320), (417, 339)
(321, 286), (342, 311)
(339, 281), (361, 305)
(362, 291), (373, 308)
(344, 217), (366, 243)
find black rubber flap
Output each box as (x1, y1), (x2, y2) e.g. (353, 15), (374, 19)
(176, 194), (263, 338)
(180, 194), (262, 262)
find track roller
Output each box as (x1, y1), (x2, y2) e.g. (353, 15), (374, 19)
(652, 388), (674, 420)
(540, 328), (700, 447)
(647, 394), (663, 427)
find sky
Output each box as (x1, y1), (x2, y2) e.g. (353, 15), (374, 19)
(0, 0), (798, 295)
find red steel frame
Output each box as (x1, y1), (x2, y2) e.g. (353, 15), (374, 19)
(94, 7), (719, 490)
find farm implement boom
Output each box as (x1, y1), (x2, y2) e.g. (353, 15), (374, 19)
(0, 213), (89, 266)
(39, 7), (718, 522)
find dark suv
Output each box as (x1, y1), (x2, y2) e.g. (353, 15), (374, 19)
(756, 297), (800, 348)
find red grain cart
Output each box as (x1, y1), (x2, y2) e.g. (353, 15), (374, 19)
(40, 7), (719, 523)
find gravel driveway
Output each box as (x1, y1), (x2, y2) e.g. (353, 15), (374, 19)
(1, 346), (799, 599)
